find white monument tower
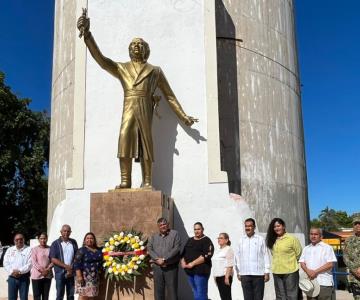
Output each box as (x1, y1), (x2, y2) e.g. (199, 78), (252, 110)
(48, 1), (309, 298)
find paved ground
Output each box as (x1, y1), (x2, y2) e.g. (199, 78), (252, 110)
(0, 290), (354, 299)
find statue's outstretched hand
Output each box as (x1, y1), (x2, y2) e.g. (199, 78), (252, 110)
(184, 116), (198, 126)
(77, 8), (90, 38)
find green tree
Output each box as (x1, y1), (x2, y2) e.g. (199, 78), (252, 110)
(311, 207), (356, 231)
(0, 71), (50, 244)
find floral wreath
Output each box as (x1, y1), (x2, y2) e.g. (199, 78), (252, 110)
(102, 230), (148, 281)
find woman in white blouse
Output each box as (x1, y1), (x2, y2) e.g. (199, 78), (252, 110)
(212, 233), (234, 300)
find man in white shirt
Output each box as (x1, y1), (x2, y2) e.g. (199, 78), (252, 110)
(3, 233), (32, 300)
(235, 218), (270, 300)
(299, 228), (337, 300)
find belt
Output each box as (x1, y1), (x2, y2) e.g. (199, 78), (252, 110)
(124, 90), (149, 97)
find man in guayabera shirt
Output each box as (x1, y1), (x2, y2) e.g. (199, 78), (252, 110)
(3, 233), (32, 300)
(148, 217), (181, 300)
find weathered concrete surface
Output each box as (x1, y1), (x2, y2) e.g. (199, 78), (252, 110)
(216, 0), (310, 233)
(47, 0), (77, 226)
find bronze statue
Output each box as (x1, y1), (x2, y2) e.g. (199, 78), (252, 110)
(77, 9), (197, 189)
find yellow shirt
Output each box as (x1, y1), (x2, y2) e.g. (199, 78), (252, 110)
(271, 233), (302, 274)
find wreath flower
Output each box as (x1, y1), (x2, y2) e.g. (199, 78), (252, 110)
(102, 230), (148, 281)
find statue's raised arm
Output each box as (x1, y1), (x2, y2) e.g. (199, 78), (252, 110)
(77, 10), (118, 78)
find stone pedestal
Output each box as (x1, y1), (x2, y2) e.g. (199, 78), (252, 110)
(90, 190), (173, 300)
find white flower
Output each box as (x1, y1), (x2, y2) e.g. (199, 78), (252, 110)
(114, 271), (119, 275)
(116, 264), (120, 268)
(105, 242), (109, 247)
(139, 241), (144, 246)
(126, 240), (130, 244)
(127, 269), (133, 274)
(109, 237), (114, 242)
(114, 234), (119, 239)
(108, 268), (113, 273)
(140, 246), (145, 250)
(109, 245), (115, 251)
(136, 260), (141, 264)
(114, 242), (120, 246)
(127, 233), (133, 238)
(119, 232), (124, 237)
(121, 271), (125, 275)
(102, 248), (107, 253)
(134, 265), (139, 270)
(139, 254), (145, 260)
(112, 262), (116, 267)
(108, 257), (114, 261)
(135, 236), (139, 240)
(103, 263), (107, 267)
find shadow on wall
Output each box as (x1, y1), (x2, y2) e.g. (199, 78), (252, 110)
(152, 91), (206, 196)
(215, 0), (241, 195)
(173, 203), (193, 300)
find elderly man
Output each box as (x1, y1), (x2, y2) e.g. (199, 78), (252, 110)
(344, 217), (360, 300)
(235, 218), (270, 300)
(49, 224), (78, 300)
(77, 11), (197, 189)
(148, 217), (181, 300)
(299, 228), (337, 300)
(3, 233), (32, 300)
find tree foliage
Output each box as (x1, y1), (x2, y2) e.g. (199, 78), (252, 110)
(310, 206), (358, 231)
(0, 71), (50, 244)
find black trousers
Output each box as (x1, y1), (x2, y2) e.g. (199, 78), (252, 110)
(240, 275), (265, 300)
(215, 276), (232, 300)
(152, 264), (178, 300)
(32, 278), (52, 300)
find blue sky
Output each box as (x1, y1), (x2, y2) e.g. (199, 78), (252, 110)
(0, 1), (359, 219)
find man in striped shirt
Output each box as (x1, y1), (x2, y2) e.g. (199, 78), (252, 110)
(235, 218), (270, 300)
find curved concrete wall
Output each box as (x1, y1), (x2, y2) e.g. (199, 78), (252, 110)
(217, 0), (309, 233)
(48, 0), (77, 226)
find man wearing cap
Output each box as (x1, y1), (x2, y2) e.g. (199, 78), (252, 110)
(299, 228), (337, 299)
(344, 217), (360, 300)
(148, 217), (181, 300)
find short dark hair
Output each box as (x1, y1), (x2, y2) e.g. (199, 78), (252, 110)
(245, 218), (256, 227)
(194, 222), (204, 229)
(157, 217), (168, 224)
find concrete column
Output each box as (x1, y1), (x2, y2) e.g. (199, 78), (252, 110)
(216, 0), (309, 233)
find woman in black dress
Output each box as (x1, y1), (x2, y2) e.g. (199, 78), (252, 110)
(181, 222), (214, 300)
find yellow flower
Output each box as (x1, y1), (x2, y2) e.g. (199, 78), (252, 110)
(130, 238), (136, 244)
(132, 243), (140, 249)
(109, 240), (115, 245)
(112, 267), (117, 272)
(132, 256), (139, 262)
(103, 255), (109, 260)
(105, 261), (111, 266)
(123, 237), (129, 242)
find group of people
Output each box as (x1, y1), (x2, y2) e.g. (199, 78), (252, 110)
(2, 217), (360, 300)
(148, 217), (360, 300)
(3, 225), (103, 300)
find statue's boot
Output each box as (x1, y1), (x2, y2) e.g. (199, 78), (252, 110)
(141, 159), (152, 189)
(116, 158), (132, 189)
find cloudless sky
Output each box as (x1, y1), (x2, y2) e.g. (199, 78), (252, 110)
(0, 1), (359, 219)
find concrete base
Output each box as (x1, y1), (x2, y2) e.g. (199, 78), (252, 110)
(90, 190), (173, 299)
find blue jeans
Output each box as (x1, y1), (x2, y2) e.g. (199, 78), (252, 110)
(55, 275), (75, 300)
(187, 274), (209, 300)
(8, 274), (30, 300)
